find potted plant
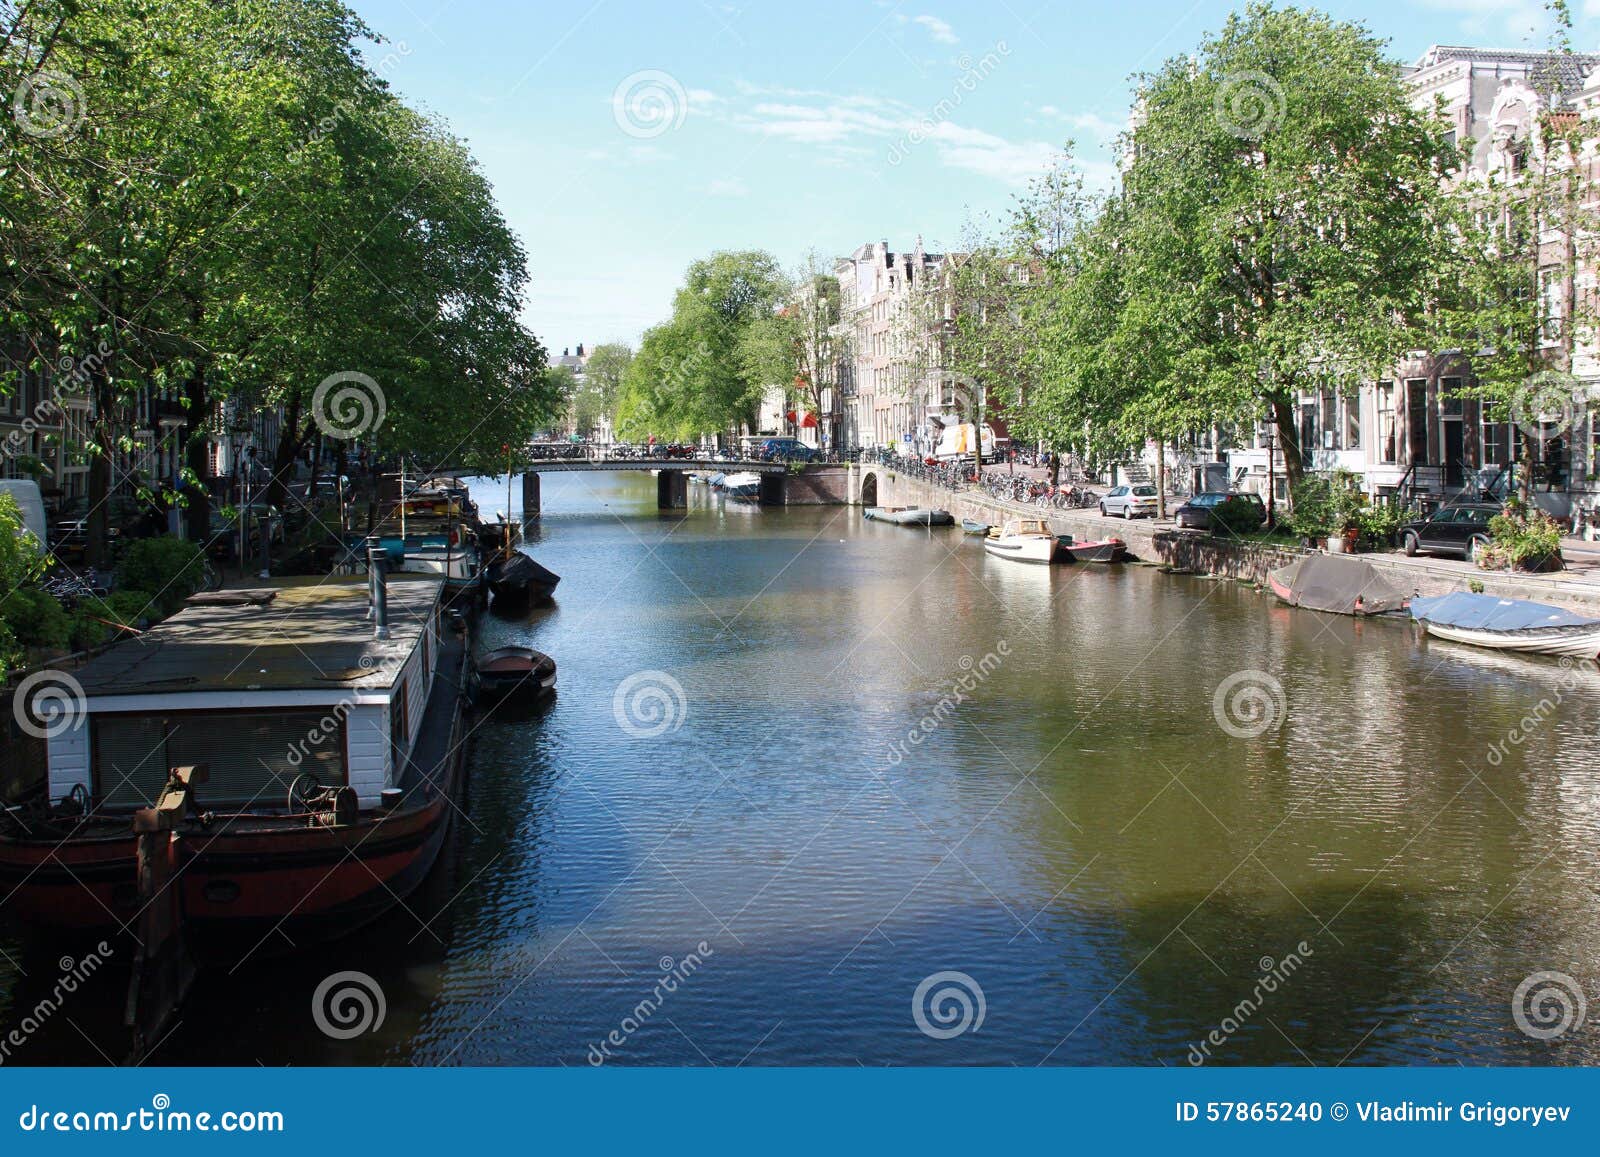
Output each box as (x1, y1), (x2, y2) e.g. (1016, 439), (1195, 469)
(1481, 501), (1564, 572)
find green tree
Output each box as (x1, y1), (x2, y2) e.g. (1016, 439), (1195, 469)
(1112, 3), (1457, 496)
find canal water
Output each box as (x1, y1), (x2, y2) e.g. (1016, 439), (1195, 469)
(4, 469), (1599, 1066)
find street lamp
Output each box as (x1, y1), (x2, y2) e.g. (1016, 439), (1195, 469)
(1257, 418), (1279, 529)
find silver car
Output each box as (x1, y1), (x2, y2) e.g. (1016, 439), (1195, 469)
(1099, 484), (1159, 518)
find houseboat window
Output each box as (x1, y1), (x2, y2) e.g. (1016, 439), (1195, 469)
(390, 679), (408, 764)
(92, 711), (348, 810)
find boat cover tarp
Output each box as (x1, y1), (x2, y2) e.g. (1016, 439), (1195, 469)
(1409, 592), (1597, 631)
(1269, 555), (1408, 615)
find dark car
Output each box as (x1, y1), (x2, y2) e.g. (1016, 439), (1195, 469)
(1400, 503), (1502, 561)
(757, 437), (817, 463)
(48, 495), (154, 560)
(1175, 491), (1267, 532)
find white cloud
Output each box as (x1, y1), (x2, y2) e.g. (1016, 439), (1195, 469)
(913, 14), (959, 45)
(1036, 106), (1123, 145)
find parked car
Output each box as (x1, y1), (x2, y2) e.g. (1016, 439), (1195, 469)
(1099, 484), (1159, 519)
(757, 437), (817, 463)
(1175, 491), (1267, 532)
(48, 495), (152, 560)
(1400, 503), (1502, 562)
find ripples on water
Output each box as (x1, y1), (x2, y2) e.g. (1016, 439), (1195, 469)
(4, 470), (1599, 1066)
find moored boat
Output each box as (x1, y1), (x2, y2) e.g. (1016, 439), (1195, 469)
(983, 518), (1057, 563)
(864, 507), (955, 526)
(722, 471), (761, 497)
(1057, 535), (1126, 564)
(1409, 592), (1600, 659)
(0, 572), (468, 939)
(962, 518), (992, 535)
(475, 646), (557, 703)
(485, 550), (560, 608)
(1268, 554), (1408, 615)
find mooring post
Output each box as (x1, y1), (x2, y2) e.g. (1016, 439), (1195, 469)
(521, 472), (540, 521)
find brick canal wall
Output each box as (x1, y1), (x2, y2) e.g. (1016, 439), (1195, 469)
(854, 464), (1600, 612)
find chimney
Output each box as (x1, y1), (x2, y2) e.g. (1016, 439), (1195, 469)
(366, 535), (390, 641)
(576, 342), (585, 357)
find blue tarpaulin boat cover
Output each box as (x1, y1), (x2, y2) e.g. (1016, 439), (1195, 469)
(1409, 592), (1597, 631)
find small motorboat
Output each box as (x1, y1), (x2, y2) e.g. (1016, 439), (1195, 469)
(475, 646), (557, 702)
(864, 507), (955, 526)
(983, 518), (1057, 563)
(1268, 555), (1408, 616)
(961, 519), (992, 535)
(486, 550), (560, 607)
(1057, 535), (1125, 564)
(722, 471), (761, 497)
(1409, 592), (1600, 659)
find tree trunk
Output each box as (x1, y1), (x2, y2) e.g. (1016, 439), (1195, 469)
(182, 358), (211, 542)
(1272, 396), (1303, 505)
(268, 394), (304, 509)
(1156, 437), (1168, 520)
(86, 371), (115, 570)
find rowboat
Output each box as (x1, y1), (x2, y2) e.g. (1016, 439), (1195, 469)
(475, 645), (557, 703)
(1268, 555), (1408, 616)
(983, 518), (1057, 563)
(1056, 535), (1126, 564)
(1409, 592), (1600, 659)
(864, 507), (955, 526)
(962, 519), (992, 535)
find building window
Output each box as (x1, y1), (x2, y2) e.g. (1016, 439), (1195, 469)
(1376, 382), (1396, 464)
(1406, 379), (1429, 463)
(1344, 394), (1361, 450)
(1483, 400), (1509, 468)
(1538, 267), (1561, 342)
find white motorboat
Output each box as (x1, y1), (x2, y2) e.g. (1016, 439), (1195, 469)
(982, 518), (1058, 564)
(722, 471), (761, 497)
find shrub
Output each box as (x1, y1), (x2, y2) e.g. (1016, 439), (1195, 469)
(0, 492), (45, 594)
(1484, 502), (1563, 571)
(1353, 502), (1405, 551)
(1288, 471), (1364, 541)
(1212, 495), (1265, 534)
(114, 536), (205, 616)
(1, 588), (72, 650)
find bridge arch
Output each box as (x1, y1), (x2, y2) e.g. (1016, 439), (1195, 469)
(859, 470), (878, 507)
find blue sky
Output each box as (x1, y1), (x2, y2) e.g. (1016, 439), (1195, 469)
(348, 0), (1600, 353)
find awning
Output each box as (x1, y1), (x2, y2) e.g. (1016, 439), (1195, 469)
(799, 412), (818, 429)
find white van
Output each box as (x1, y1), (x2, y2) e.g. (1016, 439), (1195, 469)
(0, 479), (48, 553)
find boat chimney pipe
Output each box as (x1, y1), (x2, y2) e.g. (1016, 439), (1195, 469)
(367, 534), (390, 641)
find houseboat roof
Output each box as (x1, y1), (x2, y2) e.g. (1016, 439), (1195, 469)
(69, 574), (443, 697)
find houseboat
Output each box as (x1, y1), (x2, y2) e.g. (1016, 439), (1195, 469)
(0, 568), (471, 950)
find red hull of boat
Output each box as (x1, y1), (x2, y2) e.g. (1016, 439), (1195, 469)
(0, 795), (451, 938)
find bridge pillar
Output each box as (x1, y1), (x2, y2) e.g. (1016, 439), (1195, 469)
(758, 473), (785, 506)
(521, 472), (540, 521)
(657, 469), (687, 510)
